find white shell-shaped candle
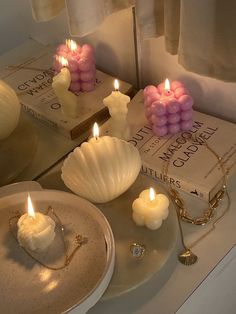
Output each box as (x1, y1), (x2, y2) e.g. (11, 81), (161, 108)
(132, 188), (169, 230)
(0, 80), (21, 140)
(61, 136), (141, 203)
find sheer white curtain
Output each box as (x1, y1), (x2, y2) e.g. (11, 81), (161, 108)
(30, 0), (134, 36)
(136, 0), (236, 81)
(31, 0), (236, 81)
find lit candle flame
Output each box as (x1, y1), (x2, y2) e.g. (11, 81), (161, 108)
(27, 194), (35, 218)
(56, 55), (68, 67)
(164, 78), (170, 91)
(114, 79), (119, 91)
(149, 188), (156, 201)
(93, 122), (99, 140)
(66, 39), (78, 52)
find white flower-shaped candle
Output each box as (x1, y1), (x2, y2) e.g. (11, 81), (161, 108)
(132, 188), (169, 230)
(17, 195), (56, 252)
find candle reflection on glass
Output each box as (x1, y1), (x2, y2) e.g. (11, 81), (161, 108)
(52, 56), (79, 118)
(53, 39), (96, 92)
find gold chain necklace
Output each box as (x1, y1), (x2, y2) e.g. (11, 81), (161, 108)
(161, 133), (231, 265)
(9, 206), (87, 270)
(162, 134), (230, 225)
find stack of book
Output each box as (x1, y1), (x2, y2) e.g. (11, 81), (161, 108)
(103, 90), (236, 201)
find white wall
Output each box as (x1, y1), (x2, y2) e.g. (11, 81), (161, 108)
(141, 37), (236, 123)
(1, 1), (236, 123)
(0, 1), (32, 53)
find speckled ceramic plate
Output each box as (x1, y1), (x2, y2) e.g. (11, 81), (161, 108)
(0, 189), (115, 314)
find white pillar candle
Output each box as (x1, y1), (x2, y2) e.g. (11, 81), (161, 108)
(52, 56), (79, 118)
(132, 188), (169, 230)
(17, 195), (56, 252)
(103, 79), (130, 140)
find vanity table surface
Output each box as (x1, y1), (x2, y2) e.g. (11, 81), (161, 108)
(38, 162), (236, 314)
(2, 40), (236, 314)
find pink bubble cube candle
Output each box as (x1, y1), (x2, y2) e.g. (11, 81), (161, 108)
(53, 39), (96, 93)
(143, 79), (194, 136)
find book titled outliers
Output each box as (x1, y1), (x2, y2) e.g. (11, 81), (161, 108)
(127, 91), (236, 201)
(0, 45), (132, 139)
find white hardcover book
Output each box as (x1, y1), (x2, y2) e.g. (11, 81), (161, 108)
(0, 45), (132, 139)
(103, 90), (236, 201)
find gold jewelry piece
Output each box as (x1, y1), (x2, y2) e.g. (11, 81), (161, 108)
(178, 249), (198, 266)
(161, 133), (231, 265)
(162, 134), (229, 226)
(161, 183), (198, 266)
(130, 243), (146, 259)
(9, 206), (87, 270)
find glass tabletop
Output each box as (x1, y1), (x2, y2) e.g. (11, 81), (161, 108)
(0, 39), (133, 185)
